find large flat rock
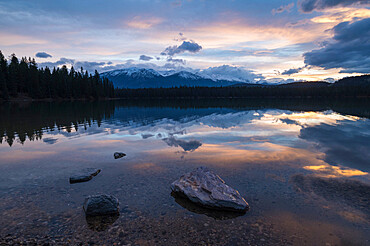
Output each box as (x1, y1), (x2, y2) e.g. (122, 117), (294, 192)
(171, 167), (249, 212)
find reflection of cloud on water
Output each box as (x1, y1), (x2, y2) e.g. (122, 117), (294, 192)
(131, 162), (165, 173)
(148, 142), (327, 168)
(141, 133), (154, 139)
(7, 108), (369, 181)
(303, 165), (368, 178)
(275, 111), (359, 127)
(299, 120), (370, 172)
(42, 137), (58, 144)
(163, 136), (202, 152)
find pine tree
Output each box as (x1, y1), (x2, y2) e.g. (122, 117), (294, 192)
(8, 54), (19, 97)
(0, 67), (9, 99)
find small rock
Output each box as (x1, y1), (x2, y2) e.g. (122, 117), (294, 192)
(114, 152), (126, 159)
(69, 168), (101, 184)
(69, 175), (92, 183)
(171, 166), (249, 212)
(83, 194), (119, 216)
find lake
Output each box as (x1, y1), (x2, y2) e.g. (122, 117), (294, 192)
(0, 99), (369, 245)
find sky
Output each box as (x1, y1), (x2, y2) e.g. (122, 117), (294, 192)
(0, 0), (369, 83)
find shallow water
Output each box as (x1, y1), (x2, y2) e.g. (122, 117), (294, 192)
(0, 99), (369, 245)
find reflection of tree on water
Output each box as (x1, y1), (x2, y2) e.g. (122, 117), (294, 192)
(0, 101), (116, 146)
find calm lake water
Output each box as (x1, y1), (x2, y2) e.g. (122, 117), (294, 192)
(0, 99), (369, 245)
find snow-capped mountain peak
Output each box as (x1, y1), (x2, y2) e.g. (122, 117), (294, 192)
(103, 67), (161, 78)
(100, 67), (256, 88)
(175, 71), (202, 80)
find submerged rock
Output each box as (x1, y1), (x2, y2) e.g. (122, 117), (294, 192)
(114, 152), (126, 159)
(69, 168), (101, 184)
(86, 213), (119, 231)
(83, 194), (119, 216)
(171, 167), (249, 212)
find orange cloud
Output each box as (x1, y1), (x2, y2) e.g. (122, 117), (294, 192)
(126, 16), (163, 29)
(311, 7), (370, 23)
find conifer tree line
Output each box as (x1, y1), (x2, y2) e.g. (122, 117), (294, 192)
(0, 51), (115, 100)
(116, 75), (370, 99)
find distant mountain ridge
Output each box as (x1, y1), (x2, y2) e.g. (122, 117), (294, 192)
(100, 67), (254, 88)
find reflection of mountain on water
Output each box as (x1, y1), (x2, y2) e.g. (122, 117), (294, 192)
(1, 99), (369, 146)
(163, 136), (202, 152)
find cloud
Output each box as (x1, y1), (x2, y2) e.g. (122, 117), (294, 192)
(272, 3), (294, 15)
(126, 16), (163, 29)
(303, 18), (370, 73)
(198, 65), (264, 83)
(35, 52), (52, 58)
(163, 136), (202, 152)
(174, 32), (187, 42)
(139, 55), (153, 61)
(299, 0), (370, 13)
(39, 57), (107, 72)
(281, 66), (305, 75)
(167, 57), (186, 65)
(38, 57), (74, 68)
(73, 61), (106, 71)
(161, 40), (202, 56)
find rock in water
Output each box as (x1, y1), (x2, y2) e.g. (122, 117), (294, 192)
(69, 168), (101, 184)
(70, 175), (92, 183)
(114, 152), (126, 159)
(171, 167), (249, 212)
(83, 194), (119, 216)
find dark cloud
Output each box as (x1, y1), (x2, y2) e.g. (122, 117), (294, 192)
(161, 41), (202, 56)
(299, 0), (370, 13)
(163, 136), (202, 152)
(35, 52), (52, 58)
(167, 57), (186, 65)
(139, 55), (153, 61)
(303, 18), (370, 73)
(272, 3), (294, 15)
(281, 66), (305, 75)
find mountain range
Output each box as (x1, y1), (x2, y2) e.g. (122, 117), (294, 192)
(100, 68), (257, 88)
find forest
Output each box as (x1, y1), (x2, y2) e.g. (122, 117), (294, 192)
(115, 75), (370, 99)
(0, 51), (115, 100)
